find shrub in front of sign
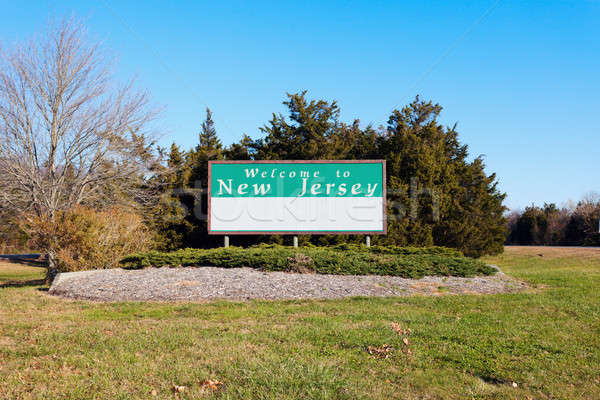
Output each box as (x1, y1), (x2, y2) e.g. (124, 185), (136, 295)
(21, 206), (152, 281)
(120, 245), (495, 278)
(329, 243), (464, 257)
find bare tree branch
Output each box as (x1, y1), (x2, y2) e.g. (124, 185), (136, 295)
(0, 19), (161, 220)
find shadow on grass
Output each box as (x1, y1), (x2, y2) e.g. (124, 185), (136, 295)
(0, 256), (46, 268)
(0, 278), (46, 288)
(0, 254), (48, 289)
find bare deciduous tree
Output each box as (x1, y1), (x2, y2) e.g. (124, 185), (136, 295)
(0, 20), (160, 279)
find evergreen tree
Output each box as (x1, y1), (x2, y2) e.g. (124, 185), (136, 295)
(189, 108), (223, 187)
(224, 134), (253, 160)
(152, 111), (225, 249)
(199, 108), (221, 150)
(166, 143), (189, 188)
(378, 97), (506, 256)
(252, 91), (347, 160)
(145, 143), (193, 250)
(152, 92), (508, 256)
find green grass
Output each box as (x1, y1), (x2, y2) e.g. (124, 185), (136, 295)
(120, 244), (494, 278)
(1, 247), (599, 399)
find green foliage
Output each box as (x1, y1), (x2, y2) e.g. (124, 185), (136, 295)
(328, 243), (464, 256)
(120, 245), (495, 278)
(252, 91), (349, 160)
(150, 109), (225, 250)
(166, 143), (188, 187)
(149, 92), (507, 256)
(379, 98), (506, 256)
(189, 107), (223, 187)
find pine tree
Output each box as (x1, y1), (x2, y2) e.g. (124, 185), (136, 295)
(252, 92), (348, 160)
(166, 143), (189, 187)
(177, 108), (224, 247)
(189, 108), (223, 187)
(146, 143), (193, 250)
(224, 134), (253, 160)
(378, 97), (506, 256)
(199, 108), (221, 151)
(152, 93), (508, 256)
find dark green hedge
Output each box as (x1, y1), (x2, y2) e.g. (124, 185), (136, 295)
(326, 243), (464, 257)
(120, 244), (494, 279)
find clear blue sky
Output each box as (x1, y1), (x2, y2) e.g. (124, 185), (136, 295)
(1, 0), (598, 210)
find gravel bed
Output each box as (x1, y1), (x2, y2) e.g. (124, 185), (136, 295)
(48, 266), (528, 302)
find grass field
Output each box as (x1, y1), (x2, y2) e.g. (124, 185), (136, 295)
(1, 247), (599, 399)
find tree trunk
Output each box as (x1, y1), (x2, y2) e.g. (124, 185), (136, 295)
(45, 250), (59, 284)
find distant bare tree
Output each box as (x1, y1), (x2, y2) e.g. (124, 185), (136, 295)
(0, 19), (160, 279)
(574, 192), (600, 235)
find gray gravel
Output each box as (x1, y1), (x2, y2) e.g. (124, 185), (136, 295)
(48, 265), (528, 302)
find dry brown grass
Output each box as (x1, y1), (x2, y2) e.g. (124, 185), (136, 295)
(0, 258), (45, 285)
(0, 260), (42, 273)
(505, 246), (600, 259)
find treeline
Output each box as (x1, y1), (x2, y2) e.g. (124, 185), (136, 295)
(506, 196), (600, 246)
(150, 92), (507, 257)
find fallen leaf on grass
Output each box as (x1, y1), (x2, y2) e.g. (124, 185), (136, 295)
(402, 337), (410, 346)
(367, 344), (393, 359)
(60, 362), (81, 375)
(391, 322), (411, 336)
(150, 389), (157, 396)
(200, 379), (224, 390)
(172, 385), (186, 393)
